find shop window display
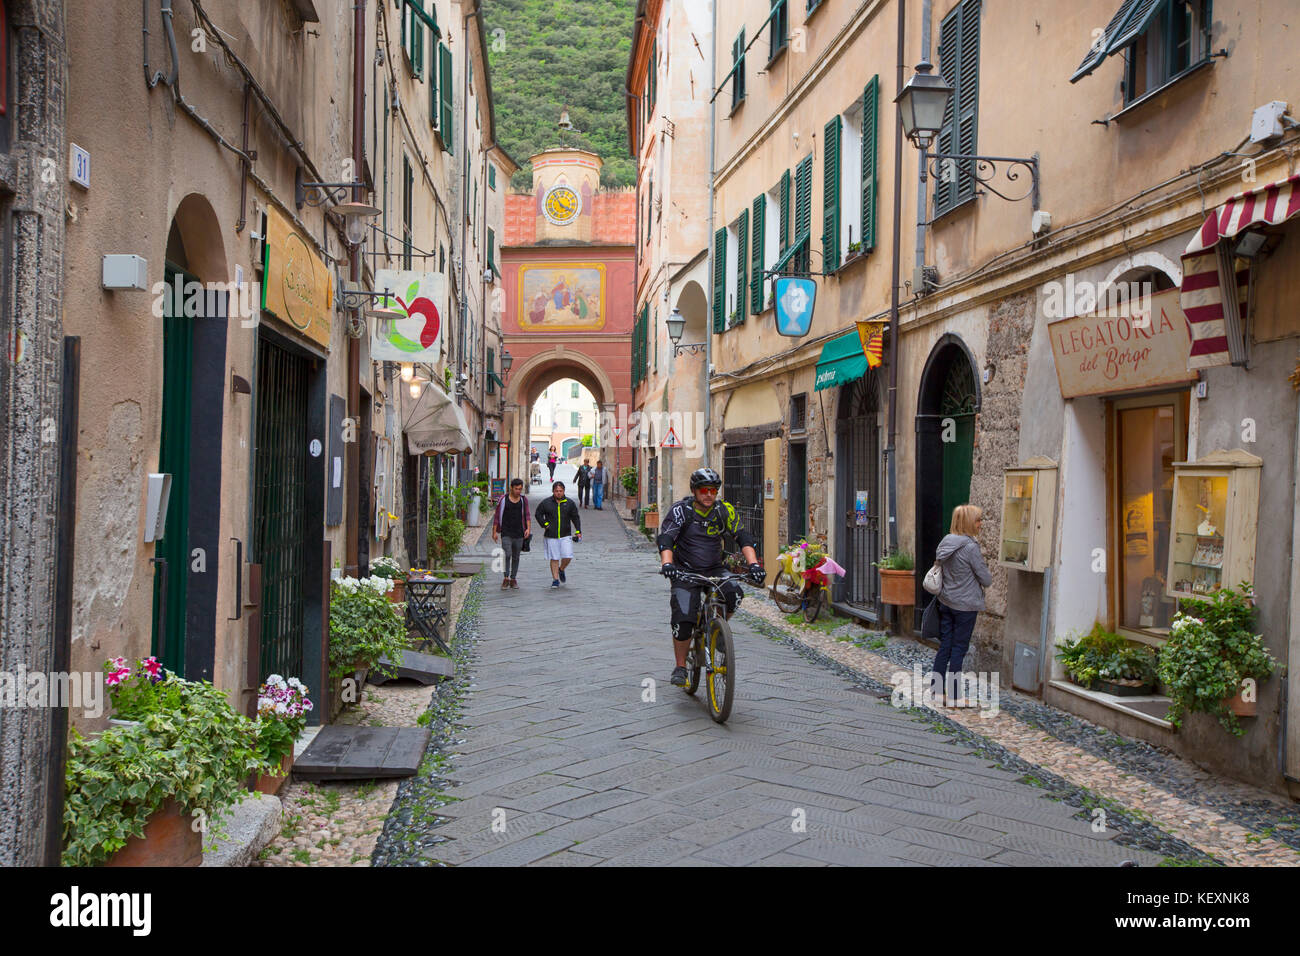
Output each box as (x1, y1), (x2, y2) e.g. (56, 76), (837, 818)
(1166, 451), (1262, 601)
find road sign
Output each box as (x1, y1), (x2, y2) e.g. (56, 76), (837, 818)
(660, 426), (681, 448)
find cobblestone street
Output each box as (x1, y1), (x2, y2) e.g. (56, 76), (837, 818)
(407, 505), (1168, 867)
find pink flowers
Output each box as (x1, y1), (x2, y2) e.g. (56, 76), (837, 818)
(257, 675), (313, 723)
(104, 657), (131, 687)
(141, 656), (163, 681)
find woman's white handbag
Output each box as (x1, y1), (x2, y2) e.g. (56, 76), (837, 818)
(923, 561), (943, 595)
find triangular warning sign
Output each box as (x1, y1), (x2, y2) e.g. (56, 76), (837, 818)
(660, 426), (682, 448)
(612, 426), (622, 440)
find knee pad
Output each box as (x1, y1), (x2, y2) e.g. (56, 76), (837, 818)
(672, 621), (694, 643)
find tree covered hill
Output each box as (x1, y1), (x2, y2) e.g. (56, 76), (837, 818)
(482, 0), (635, 189)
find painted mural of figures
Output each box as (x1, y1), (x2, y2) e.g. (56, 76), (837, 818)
(529, 290), (548, 325)
(552, 276), (571, 310)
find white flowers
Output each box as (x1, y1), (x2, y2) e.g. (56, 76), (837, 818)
(334, 574), (394, 595)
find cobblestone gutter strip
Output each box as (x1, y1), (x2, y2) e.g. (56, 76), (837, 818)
(372, 574), (485, 867)
(853, 630), (1300, 854)
(734, 608), (1217, 867)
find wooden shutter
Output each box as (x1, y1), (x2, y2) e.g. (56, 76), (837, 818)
(794, 155), (812, 273)
(822, 115), (842, 273)
(439, 43), (454, 153)
(429, 34), (439, 128)
(750, 194), (765, 313)
(412, 3), (423, 80)
(861, 75), (879, 253)
(712, 227), (727, 333)
(487, 227), (495, 271)
(935, 0), (979, 215)
(779, 170), (791, 252)
(735, 208), (748, 326)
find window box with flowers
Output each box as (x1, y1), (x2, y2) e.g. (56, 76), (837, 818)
(62, 658), (268, 867)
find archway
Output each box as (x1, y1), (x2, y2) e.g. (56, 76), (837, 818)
(153, 194), (228, 680)
(915, 334), (981, 612)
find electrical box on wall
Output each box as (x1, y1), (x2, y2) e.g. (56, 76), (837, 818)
(102, 255), (149, 291)
(145, 473), (172, 543)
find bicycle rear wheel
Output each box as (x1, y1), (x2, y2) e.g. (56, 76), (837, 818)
(682, 634), (702, 696)
(770, 570), (802, 613)
(705, 616), (735, 723)
(803, 587), (825, 623)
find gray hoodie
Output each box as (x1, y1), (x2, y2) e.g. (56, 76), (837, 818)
(933, 533), (992, 612)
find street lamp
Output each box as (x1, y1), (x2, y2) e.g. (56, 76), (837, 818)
(666, 307), (705, 356)
(894, 60), (952, 149)
(500, 347), (514, 377)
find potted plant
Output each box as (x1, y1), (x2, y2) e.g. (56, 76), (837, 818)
(873, 550), (915, 606)
(619, 466), (639, 510)
(253, 675), (312, 795)
(846, 240), (864, 261)
(1056, 625), (1158, 696)
(63, 662), (267, 866)
(1157, 584), (1278, 735)
(328, 575), (409, 716)
(428, 480), (486, 570)
(642, 502), (660, 529)
(370, 554), (407, 605)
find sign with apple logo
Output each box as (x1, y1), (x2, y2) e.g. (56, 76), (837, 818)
(370, 270), (447, 362)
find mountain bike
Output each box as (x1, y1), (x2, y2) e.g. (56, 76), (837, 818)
(674, 570), (750, 723)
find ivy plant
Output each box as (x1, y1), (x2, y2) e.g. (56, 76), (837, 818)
(63, 678), (266, 866)
(1157, 584), (1278, 735)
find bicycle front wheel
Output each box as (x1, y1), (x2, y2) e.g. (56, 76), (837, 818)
(770, 570), (803, 613)
(705, 616), (735, 723)
(803, 587), (825, 623)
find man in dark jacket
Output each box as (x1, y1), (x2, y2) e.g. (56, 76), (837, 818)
(535, 481), (582, 588)
(576, 459), (593, 508)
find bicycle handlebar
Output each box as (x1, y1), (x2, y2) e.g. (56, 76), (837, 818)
(673, 570), (760, 588)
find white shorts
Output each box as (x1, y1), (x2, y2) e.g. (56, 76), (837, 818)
(544, 536), (574, 561)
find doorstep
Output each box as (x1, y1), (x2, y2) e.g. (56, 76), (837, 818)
(201, 792), (282, 867)
(1049, 679), (1174, 730)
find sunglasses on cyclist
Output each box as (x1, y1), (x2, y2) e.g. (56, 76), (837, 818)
(696, 486), (720, 494)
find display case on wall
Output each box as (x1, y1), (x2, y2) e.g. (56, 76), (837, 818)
(998, 457), (1058, 572)
(1166, 449), (1261, 600)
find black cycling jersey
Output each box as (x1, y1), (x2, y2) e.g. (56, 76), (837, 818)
(655, 496), (757, 571)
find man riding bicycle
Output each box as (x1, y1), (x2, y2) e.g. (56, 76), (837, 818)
(658, 467), (765, 687)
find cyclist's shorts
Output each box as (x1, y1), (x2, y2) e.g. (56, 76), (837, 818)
(669, 566), (742, 626)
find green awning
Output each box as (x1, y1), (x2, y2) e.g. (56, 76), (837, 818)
(814, 331), (867, 391)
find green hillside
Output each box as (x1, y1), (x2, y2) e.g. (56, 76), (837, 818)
(482, 0), (635, 189)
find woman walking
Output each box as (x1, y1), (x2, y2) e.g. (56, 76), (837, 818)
(591, 459), (606, 510)
(930, 504), (991, 707)
(547, 445), (559, 481)
(491, 478), (530, 589)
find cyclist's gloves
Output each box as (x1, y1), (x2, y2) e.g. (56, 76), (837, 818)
(661, 562), (682, 582)
(747, 563), (766, 586)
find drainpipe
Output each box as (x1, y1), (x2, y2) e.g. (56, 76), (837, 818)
(459, 3), (475, 482)
(884, 0), (905, 564)
(704, 0), (717, 470)
(630, 85), (642, 498)
(347, 0), (367, 573)
(914, 1), (930, 284)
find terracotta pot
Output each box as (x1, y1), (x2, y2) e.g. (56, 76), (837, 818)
(643, 511), (659, 528)
(254, 752), (294, 795)
(104, 798), (203, 867)
(1224, 688), (1257, 717)
(878, 569), (915, 606)
(387, 578), (406, 605)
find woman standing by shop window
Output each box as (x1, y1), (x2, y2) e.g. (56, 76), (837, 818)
(931, 504), (991, 707)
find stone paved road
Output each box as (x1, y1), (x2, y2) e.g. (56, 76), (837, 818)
(435, 504), (1157, 866)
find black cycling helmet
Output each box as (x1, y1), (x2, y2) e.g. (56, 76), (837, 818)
(690, 467), (722, 490)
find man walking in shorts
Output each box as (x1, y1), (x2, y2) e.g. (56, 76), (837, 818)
(534, 481), (581, 588)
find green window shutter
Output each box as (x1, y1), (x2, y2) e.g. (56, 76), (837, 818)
(429, 34), (439, 128)
(935, 0), (979, 215)
(487, 347), (495, 393)
(861, 75), (879, 253)
(487, 227), (495, 270)
(749, 194), (765, 313)
(439, 43), (454, 153)
(712, 227), (727, 333)
(822, 115), (842, 273)
(400, 0), (407, 54)
(794, 155), (812, 273)
(413, 3), (424, 80)
(649, 38), (657, 112)
(735, 208), (748, 326)
(488, 164), (496, 190)
(779, 170), (791, 252)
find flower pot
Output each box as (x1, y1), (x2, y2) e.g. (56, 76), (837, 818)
(254, 752), (294, 795)
(387, 578), (406, 605)
(1225, 689), (1257, 717)
(1092, 678), (1156, 697)
(878, 569), (915, 606)
(104, 798), (203, 867)
(643, 511), (659, 528)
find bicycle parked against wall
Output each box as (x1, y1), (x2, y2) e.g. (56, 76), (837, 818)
(770, 548), (835, 623)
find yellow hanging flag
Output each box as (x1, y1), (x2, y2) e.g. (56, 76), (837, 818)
(856, 320), (888, 368)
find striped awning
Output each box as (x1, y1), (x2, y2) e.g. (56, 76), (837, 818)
(1180, 173), (1300, 368)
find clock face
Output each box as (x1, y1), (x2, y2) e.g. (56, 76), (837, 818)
(543, 185), (581, 225)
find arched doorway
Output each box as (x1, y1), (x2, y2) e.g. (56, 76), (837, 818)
(153, 195), (229, 680)
(835, 370), (883, 616)
(915, 335), (981, 612)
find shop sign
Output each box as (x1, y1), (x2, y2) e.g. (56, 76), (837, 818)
(1048, 288), (1197, 399)
(371, 270), (445, 361)
(775, 277), (817, 337)
(262, 206), (332, 350)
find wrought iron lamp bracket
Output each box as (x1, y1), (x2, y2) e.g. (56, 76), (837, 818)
(924, 152), (1040, 207)
(297, 178), (370, 209)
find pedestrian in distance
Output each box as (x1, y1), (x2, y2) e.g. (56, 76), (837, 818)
(535, 480), (581, 588)
(547, 445), (559, 481)
(930, 504), (992, 707)
(591, 459), (606, 509)
(491, 478), (531, 589)
(576, 458), (593, 508)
